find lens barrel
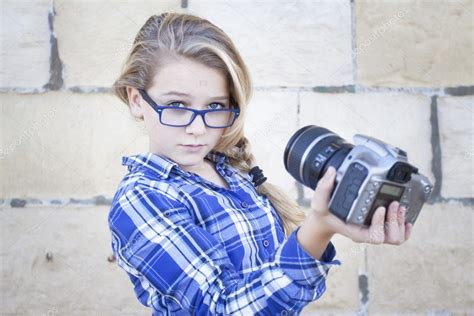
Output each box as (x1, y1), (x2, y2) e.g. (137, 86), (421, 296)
(284, 125), (353, 190)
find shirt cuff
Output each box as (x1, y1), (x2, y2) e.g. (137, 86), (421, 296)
(275, 226), (341, 287)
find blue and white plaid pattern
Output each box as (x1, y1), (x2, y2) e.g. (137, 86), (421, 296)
(108, 150), (341, 315)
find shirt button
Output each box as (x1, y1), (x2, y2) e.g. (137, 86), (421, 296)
(263, 239), (270, 248)
(241, 201), (248, 208)
(225, 170), (232, 177)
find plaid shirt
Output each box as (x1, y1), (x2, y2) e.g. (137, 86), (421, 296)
(108, 150), (341, 315)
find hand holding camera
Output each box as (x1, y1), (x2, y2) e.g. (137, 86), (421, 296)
(309, 165), (413, 245)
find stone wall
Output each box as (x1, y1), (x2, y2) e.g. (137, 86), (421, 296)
(1, 0), (472, 315)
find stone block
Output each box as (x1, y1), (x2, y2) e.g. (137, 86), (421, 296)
(438, 96), (473, 198)
(0, 0), (51, 89)
(188, 0), (353, 87)
(0, 205), (150, 314)
(54, 0), (182, 88)
(0, 91), (147, 199)
(367, 202), (474, 313)
(356, 0), (474, 87)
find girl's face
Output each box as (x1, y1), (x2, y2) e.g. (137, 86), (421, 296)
(128, 57), (230, 173)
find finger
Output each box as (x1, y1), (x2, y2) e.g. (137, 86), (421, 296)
(398, 206), (406, 243)
(369, 206), (386, 244)
(343, 222), (370, 243)
(385, 201), (401, 244)
(311, 166), (336, 211)
(405, 222), (413, 241)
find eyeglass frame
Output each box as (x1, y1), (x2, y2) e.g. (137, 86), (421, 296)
(138, 89), (240, 128)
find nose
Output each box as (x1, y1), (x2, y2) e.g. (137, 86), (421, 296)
(185, 113), (206, 135)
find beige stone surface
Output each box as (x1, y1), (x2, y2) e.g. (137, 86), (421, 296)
(0, 0), (51, 89)
(55, 0), (352, 89)
(356, 0), (474, 87)
(244, 90), (300, 200)
(367, 202), (474, 313)
(187, 0), (353, 87)
(0, 91), (148, 199)
(438, 96), (474, 198)
(0, 205), (149, 315)
(54, 0), (183, 88)
(299, 92), (434, 200)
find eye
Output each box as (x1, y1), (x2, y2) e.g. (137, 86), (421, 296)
(209, 103), (226, 110)
(167, 101), (185, 108)
(166, 101), (227, 109)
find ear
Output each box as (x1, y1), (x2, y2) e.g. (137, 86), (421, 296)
(127, 86), (145, 119)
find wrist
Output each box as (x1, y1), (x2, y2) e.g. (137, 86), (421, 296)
(297, 213), (336, 260)
(306, 212), (337, 237)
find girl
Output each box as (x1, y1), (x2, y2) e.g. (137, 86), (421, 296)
(108, 12), (411, 315)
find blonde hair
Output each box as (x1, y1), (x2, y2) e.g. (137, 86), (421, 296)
(112, 12), (307, 236)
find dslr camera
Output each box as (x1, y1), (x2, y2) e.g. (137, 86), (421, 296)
(284, 125), (433, 226)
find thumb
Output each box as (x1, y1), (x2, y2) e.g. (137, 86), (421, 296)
(311, 166), (337, 211)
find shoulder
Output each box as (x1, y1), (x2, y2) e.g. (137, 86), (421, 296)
(112, 165), (189, 204)
(111, 172), (190, 212)
(108, 172), (192, 224)
(108, 174), (195, 247)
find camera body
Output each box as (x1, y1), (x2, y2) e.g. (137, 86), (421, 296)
(284, 125), (433, 227)
(328, 134), (433, 226)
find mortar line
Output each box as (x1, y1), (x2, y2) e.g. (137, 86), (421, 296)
(2, 84), (473, 97)
(43, 0), (63, 91)
(429, 96), (443, 203)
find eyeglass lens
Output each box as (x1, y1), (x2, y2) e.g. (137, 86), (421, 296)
(161, 108), (235, 127)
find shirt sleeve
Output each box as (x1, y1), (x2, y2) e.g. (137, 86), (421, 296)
(108, 184), (341, 315)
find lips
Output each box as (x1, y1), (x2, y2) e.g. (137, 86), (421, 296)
(182, 144), (205, 147)
(180, 144), (205, 152)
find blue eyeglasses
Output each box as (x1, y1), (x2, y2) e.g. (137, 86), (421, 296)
(138, 89), (240, 128)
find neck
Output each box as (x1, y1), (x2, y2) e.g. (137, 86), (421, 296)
(180, 158), (214, 174)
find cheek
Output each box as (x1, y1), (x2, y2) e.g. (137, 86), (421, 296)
(209, 129), (225, 142)
(143, 108), (169, 135)
(151, 123), (175, 139)
(142, 110), (164, 137)
(142, 107), (157, 130)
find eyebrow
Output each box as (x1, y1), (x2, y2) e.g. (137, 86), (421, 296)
(161, 91), (229, 101)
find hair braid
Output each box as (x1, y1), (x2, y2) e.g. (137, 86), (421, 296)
(224, 137), (308, 237)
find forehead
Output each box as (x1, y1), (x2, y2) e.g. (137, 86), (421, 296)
(150, 57), (229, 98)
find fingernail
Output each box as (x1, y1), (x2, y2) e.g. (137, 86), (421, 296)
(326, 167), (335, 177)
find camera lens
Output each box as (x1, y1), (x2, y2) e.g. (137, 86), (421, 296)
(284, 125), (353, 190)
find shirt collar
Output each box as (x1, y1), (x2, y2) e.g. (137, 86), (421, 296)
(121, 150), (228, 179)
